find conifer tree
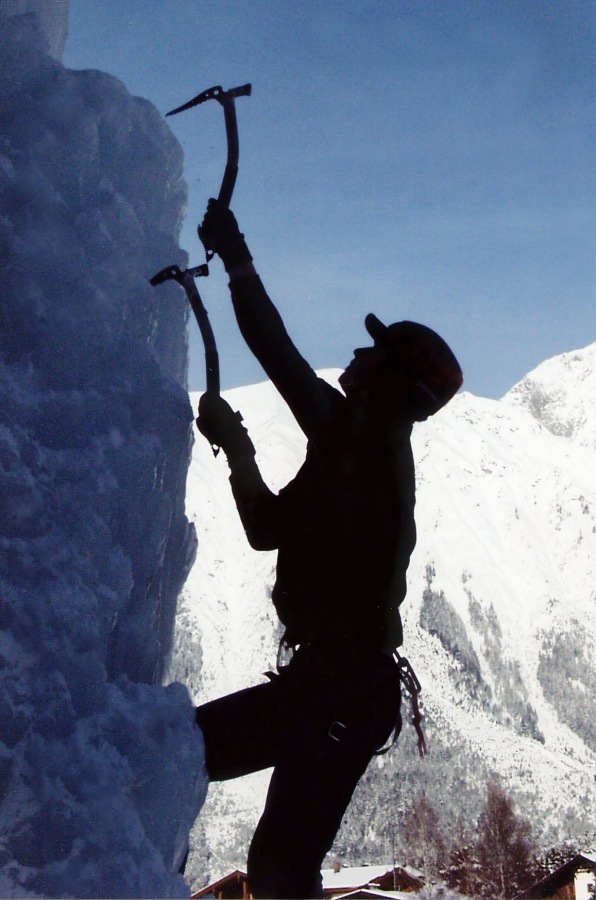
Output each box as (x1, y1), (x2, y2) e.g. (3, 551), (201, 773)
(444, 839), (482, 896)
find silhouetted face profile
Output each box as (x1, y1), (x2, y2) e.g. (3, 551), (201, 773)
(339, 345), (388, 395)
(339, 314), (463, 423)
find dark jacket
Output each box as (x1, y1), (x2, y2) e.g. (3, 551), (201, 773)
(228, 274), (416, 651)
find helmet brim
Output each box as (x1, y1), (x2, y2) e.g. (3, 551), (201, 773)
(364, 313), (388, 343)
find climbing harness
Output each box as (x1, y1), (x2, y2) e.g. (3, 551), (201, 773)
(271, 636), (426, 757)
(370, 652), (427, 758)
(394, 653), (427, 758)
(276, 635), (295, 671)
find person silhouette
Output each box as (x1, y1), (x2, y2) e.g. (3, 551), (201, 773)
(194, 199), (463, 899)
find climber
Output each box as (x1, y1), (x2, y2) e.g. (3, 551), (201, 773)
(194, 199), (463, 899)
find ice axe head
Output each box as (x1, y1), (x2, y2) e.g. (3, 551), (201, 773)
(166, 83), (252, 118)
(149, 263), (209, 287)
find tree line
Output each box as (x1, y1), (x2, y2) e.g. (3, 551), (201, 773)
(398, 779), (594, 899)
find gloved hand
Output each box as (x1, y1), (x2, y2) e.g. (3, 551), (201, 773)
(198, 199), (253, 272)
(196, 392), (255, 461)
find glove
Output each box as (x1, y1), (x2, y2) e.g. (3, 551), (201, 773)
(198, 199), (253, 272)
(196, 392), (255, 461)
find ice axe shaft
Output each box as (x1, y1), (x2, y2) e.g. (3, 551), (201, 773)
(179, 271), (220, 396)
(149, 264), (219, 395)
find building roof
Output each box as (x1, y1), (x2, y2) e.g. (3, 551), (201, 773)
(191, 869), (248, 899)
(516, 853), (596, 899)
(322, 864), (423, 895)
(322, 865), (396, 891)
(332, 890), (419, 900)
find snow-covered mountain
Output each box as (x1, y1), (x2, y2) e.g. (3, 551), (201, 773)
(170, 343), (596, 887)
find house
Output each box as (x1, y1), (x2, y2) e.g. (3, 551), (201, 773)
(191, 868), (251, 899)
(191, 862), (424, 899)
(322, 863), (424, 896)
(328, 891), (422, 900)
(516, 853), (596, 900)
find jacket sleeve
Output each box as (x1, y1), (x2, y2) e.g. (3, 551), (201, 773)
(229, 273), (335, 439)
(228, 459), (280, 551)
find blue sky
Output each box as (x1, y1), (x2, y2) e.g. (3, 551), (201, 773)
(64, 1), (595, 399)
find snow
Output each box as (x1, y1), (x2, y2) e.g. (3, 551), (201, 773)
(321, 864), (395, 890)
(503, 342), (596, 448)
(332, 893), (415, 900)
(174, 351), (596, 880)
(0, 10), (206, 897)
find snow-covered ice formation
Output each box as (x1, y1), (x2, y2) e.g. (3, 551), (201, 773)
(3, 0), (70, 61)
(0, 9), (206, 897)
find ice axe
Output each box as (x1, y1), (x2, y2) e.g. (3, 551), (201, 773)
(150, 83), (252, 398)
(167, 83), (252, 229)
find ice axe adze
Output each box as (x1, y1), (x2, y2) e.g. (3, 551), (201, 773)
(150, 83), (252, 399)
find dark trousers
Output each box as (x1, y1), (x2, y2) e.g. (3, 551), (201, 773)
(195, 645), (401, 899)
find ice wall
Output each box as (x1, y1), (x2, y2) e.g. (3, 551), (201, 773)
(0, 11), (206, 897)
(2, 0), (70, 61)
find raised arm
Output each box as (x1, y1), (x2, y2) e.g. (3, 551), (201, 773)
(199, 200), (334, 437)
(196, 392), (279, 551)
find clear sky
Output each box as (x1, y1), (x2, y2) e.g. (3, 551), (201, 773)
(64, 0), (595, 399)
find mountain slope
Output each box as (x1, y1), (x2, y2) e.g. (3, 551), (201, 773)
(170, 344), (596, 885)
